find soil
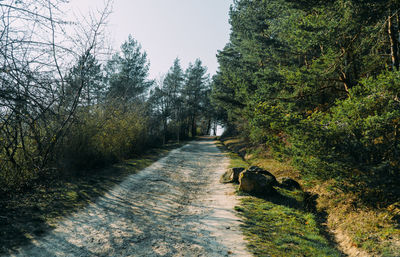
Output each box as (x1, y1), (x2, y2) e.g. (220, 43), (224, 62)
(9, 138), (251, 257)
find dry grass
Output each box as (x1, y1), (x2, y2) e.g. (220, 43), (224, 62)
(248, 153), (300, 180)
(222, 137), (299, 180)
(308, 181), (400, 256)
(220, 137), (343, 256)
(220, 136), (400, 257)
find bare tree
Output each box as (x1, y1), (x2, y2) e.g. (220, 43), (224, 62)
(0, 0), (112, 188)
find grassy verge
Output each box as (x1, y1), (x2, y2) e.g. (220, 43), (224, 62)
(0, 142), (183, 255)
(220, 137), (400, 256)
(218, 137), (343, 256)
(308, 181), (400, 256)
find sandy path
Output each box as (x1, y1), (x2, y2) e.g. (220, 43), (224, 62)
(12, 139), (251, 257)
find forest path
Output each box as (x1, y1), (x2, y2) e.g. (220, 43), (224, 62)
(12, 138), (251, 257)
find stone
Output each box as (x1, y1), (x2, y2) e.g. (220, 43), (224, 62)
(238, 170), (276, 195)
(247, 166), (264, 173)
(220, 167), (245, 183)
(279, 177), (301, 190)
(247, 166), (278, 185)
(231, 167), (245, 183)
(220, 169), (234, 183)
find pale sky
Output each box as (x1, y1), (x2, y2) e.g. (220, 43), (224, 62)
(68, 0), (232, 79)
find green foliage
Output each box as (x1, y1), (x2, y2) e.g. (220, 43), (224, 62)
(105, 35), (153, 101)
(212, 0), (400, 203)
(66, 53), (104, 106)
(182, 59), (210, 137)
(149, 58), (212, 141)
(290, 71), (400, 193)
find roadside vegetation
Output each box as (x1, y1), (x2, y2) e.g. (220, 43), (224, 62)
(212, 0), (400, 255)
(220, 137), (400, 256)
(0, 0), (217, 253)
(219, 138), (343, 256)
(0, 0), (216, 196)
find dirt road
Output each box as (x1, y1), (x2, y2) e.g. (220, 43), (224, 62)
(12, 138), (251, 257)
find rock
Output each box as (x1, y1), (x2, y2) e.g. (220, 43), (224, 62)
(220, 167), (245, 183)
(231, 167), (245, 183)
(220, 169), (234, 183)
(247, 166), (278, 185)
(238, 170), (276, 195)
(279, 177), (301, 190)
(248, 166), (264, 173)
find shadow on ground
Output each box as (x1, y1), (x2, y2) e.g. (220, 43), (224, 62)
(218, 137), (346, 256)
(0, 142), (182, 255)
(1, 137), (248, 257)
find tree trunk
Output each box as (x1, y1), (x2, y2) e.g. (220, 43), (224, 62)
(175, 109), (180, 143)
(388, 13), (399, 70)
(206, 119), (211, 135)
(213, 121), (217, 136)
(163, 118), (167, 145)
(191, 116), (196, 138)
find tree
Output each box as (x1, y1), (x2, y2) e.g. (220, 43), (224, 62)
(148, 58), (211, 141)
(66, 53), (104, 106)
(212, 0), (400, 198)
(164, 58), (184, 142)
(106, 35), (153, 102)
(182, 59), (209, 137)
(0, 0), (111, 190)
(148, 75), (170, 144)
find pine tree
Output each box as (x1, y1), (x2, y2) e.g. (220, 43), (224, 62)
(164, 58), (184, 141)
(182, 59), (209, 137)
(66, 53), (103, 106)
(106, 35), (153, 102)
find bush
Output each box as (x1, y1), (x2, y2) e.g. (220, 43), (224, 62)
(290, 71), (400, 199)
(57, 102), (155, 174)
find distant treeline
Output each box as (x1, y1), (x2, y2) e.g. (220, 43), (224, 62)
(212, 0), (400, 204)
(0, 1), (215, 194)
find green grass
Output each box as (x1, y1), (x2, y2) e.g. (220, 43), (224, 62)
(228, 151), (248, 169)
(237, 194), (342, 257)
(215, 139), (248, 169)
(219, 138), (343, 257)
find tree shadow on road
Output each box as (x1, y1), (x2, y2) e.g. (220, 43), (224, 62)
(0, 143), (182, 255)
(3, 140), (237, 256)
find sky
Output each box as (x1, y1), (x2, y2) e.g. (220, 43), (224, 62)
(68, 0), (233, 79)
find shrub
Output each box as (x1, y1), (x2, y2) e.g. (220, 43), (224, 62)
(290, 71), (400, 200)
(57, 102), (154, 174)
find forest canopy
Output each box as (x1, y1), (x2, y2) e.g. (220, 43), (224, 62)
(212, 0), (400, 202)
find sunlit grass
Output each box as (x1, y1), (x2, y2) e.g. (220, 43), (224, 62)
(220, 137), (400, 256)
(237, 196), (342, 257)
(219, 137), (342, 256)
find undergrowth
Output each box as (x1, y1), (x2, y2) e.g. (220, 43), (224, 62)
(220, 136), (400, 256)
(218, 137), (343, 256)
